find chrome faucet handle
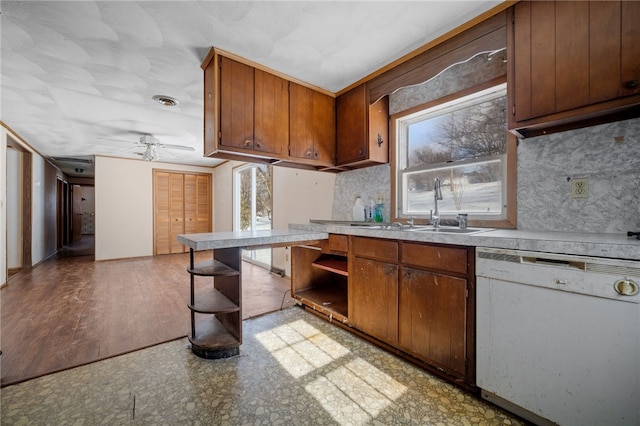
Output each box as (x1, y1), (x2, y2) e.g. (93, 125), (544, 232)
(407, 216), (415, 227)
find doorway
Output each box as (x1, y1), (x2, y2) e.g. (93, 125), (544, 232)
(6, 139), (31, 278)
(233, 164), (272, 269)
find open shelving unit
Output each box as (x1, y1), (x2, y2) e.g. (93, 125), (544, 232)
(187, 247), (242, 359)
(291, 236), (349, 321)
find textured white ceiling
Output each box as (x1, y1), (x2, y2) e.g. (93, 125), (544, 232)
(1, 1), (500, 177)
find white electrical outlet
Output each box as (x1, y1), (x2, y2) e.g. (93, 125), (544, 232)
(571, 178), (589, 198)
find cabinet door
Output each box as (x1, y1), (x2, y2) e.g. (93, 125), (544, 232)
(367, 96), (389, 164)
(399, 267), (467, 378)
(203, 58), (216, 156)
(312, 90), (336, 164)
(512, 0), (639, 123)
(336, 83), (367, 164)
(254, 69), (288, 156)
(350, 257), (398, 345)
(289, 82), (335, 165)
(621, 1), (640, 98)
(219, 56), (254, 150)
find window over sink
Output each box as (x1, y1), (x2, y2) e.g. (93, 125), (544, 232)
(393, 82), (516, 228)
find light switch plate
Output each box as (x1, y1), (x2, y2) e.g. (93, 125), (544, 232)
(571, 178), (589, 198)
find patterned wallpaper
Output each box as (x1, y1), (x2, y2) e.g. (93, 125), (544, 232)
(517, 117), (640, 233)
(333, 117), (640, 234)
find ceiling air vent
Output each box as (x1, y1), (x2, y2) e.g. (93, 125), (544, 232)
(152, 95), (180, 106)
(52, 157), (94, 164)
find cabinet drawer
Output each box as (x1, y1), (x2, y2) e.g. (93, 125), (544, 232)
(401, 242), (468, 274)
(352, 236), (398, 262)
(321, 234), (348, 254)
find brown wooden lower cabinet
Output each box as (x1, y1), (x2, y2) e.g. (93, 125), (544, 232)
(349, 256), (399, 346)
(399, 267), (468, 379)
(291, 234), (476, 388)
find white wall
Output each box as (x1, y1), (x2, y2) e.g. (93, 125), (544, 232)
(212, 161), (236, 232)
(94, 156), (215, 261)
(272, 167), (335, 275)
(31, 154), (48, 265)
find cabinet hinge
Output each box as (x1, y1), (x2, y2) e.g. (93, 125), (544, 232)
(512, 104), (516, 116)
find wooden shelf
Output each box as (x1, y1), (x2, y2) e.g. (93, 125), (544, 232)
(188, 258), (239, 276)
(312, 255), (348, 276)
(294, 284), (348, 319)
(189, 287), (240, 314)
(189, 315), (241, 359)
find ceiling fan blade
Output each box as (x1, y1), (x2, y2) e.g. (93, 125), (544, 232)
(160, 143), (195, 151)
(97, 136), (138, 144)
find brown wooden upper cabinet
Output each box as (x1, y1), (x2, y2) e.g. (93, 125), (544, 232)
(289, 82), (335, 167)
(336, 83), (389, 168)
(218, 56), (288, 157)
(202, 48), (337, 170)
(509, 0), (640, 137)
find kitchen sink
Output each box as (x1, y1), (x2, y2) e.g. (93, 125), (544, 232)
(408, 226), (490, 234)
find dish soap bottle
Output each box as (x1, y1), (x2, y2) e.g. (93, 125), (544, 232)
(374, 193), (384, 223)
(352, 197), (365, 222)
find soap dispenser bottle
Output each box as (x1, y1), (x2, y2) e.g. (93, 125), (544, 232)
(352, 197), (365, 222)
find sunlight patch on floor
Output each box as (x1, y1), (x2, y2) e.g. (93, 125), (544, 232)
(256, 319), (407, 425)
(255, 319), (350, 378)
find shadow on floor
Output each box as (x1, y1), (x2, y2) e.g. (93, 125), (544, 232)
(58, 234), (95, 258)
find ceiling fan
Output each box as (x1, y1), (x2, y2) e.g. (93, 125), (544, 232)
(100, 134), (195, 161)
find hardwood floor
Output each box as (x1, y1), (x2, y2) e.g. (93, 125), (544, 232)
(1, 249), (295, 387)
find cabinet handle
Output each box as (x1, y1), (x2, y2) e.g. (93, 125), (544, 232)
(377, 133), (384, 147)
(314, 152), (318, 157)
(306, 151), (312, 157)
(255, 142), (261, 149)
(244, 139), (252, 147)
(623, 80), (638, 89)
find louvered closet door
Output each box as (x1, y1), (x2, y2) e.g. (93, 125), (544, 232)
(195, 174), (211, 233)
(169, 173), (185, 253)
(154, 171), (171, 255)
(154, 170), (212, 255)
(184, 174), (197, 235)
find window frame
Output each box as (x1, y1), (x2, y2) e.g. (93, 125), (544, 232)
(391, 78), (517, 229)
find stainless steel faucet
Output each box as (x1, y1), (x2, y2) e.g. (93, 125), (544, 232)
(431, 177), (443, 228)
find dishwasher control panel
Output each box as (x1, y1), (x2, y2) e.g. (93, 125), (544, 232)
(476, 247), (640, 303)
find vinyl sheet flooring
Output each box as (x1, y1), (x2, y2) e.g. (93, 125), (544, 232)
(1, 307), (524, 425)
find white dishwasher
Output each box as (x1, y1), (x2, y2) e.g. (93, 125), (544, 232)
(476, 247), (640, 426)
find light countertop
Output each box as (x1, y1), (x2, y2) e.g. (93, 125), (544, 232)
(177, 229), (329, 251)
(289, 223), (640, 261)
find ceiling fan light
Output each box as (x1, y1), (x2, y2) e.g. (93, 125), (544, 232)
(142, 146), (158, 161)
